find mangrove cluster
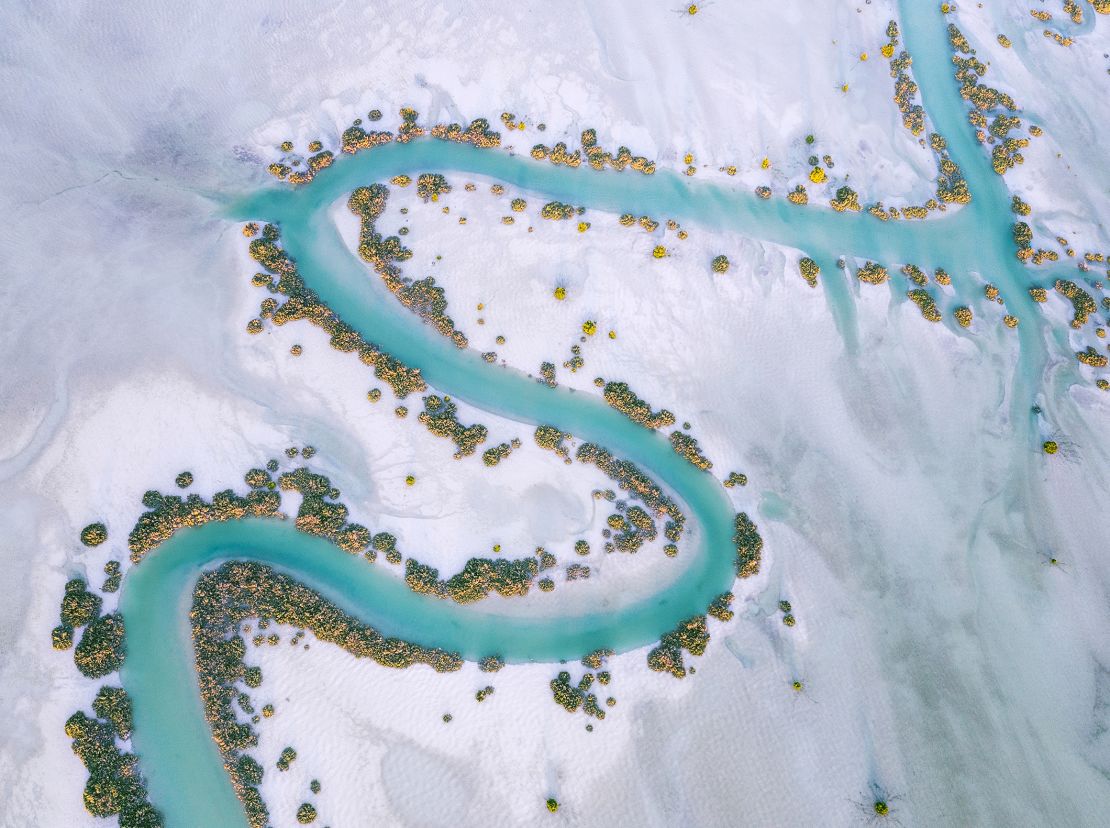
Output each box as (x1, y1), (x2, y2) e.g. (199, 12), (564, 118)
(65, 700), (162, 828)
(247, 222), (427, 397)
(602, 381), (676, 430)
(531, 127), (655, 175)
(191, 561), (461, 827)
(417, 394), (489, 458)
(347, 183), (468, 348)
(575, 443), (686, 545)
(403, 555), (541, 603)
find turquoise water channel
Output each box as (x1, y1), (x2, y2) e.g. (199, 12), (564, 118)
(117, 4), (1064, 824)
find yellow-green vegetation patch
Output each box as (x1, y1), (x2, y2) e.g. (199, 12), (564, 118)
(578, 127), (655, 173)
(479, 655), (505, 672)
(1076, 347), (1108, 367)
(276, 747), (297, 771)
(65, 700), (161, 826)
(901, 264), (927, 286)
(340, 121), (393, 155)
(475, 685), (495, 702)
(530, 141), (582, 168)
(534, 424), (572, 462)
(550, 670), (607, 717)
(532, 128), (654, 175)
(734, 513), (763, 578)
(539, 361), (558, 388)
(604, 502), (660, 554)
(602, 381), (675, 430)
(128, 483), (281, 563)
(266, 140), (336, 186)
(1013, 221), (1033, 260)
(482, 441), (516, 466)
(192, 561), (461, 827)
(648, 592), (738, 678)
(53, 577), (126, 679)
(54, 577), (101, 652)
(415, 173), (451, 202)
(348, 184), (467, 349)
(886, 21), (926, 136)
(581, 648), (612, 669)
(74, 614), (126, 679)
(395, 106), (425, 143)
(707, 592), (735, 622)
(647, 614), (710, 678)
(576, 443), (686, 545)
(1054, 279), (1096, 328)
(51, 624), (74, 650)
(907, 289), (942, 321)
(881, 24), (969, 205)
(247, 222), (427, 397)
(403, 555), (540, 603)
(279, 468), (372, 554)
(787, 185), (808, 205)
(830, 186), (861, 212)
(947, 23), (1033, 180)
(540, 201), (577, 220)
(936, 155), (971, 206)
(416, 394), (488, 459)
(429, 118), (500, 148)
(80, 522), (108, 547)
(566, 563), (590, 580)
(562, 343), (585, 373)
(669, 431), (713, 471)
(723, 472), (747, 488)
(92, 686), (133, 741)
(798, 257), (820, 287)
(857, 261), (888, 285)
(60, 577), (101, 629)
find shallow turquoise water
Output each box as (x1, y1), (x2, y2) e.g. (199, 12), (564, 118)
(120, 513), (737, 826)
(116, 4), (1065, 824)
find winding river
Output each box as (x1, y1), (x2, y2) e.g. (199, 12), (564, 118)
(114, 3), (1075, 825)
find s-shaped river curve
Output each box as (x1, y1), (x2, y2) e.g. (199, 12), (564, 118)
(118, 4), (1066, 825)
